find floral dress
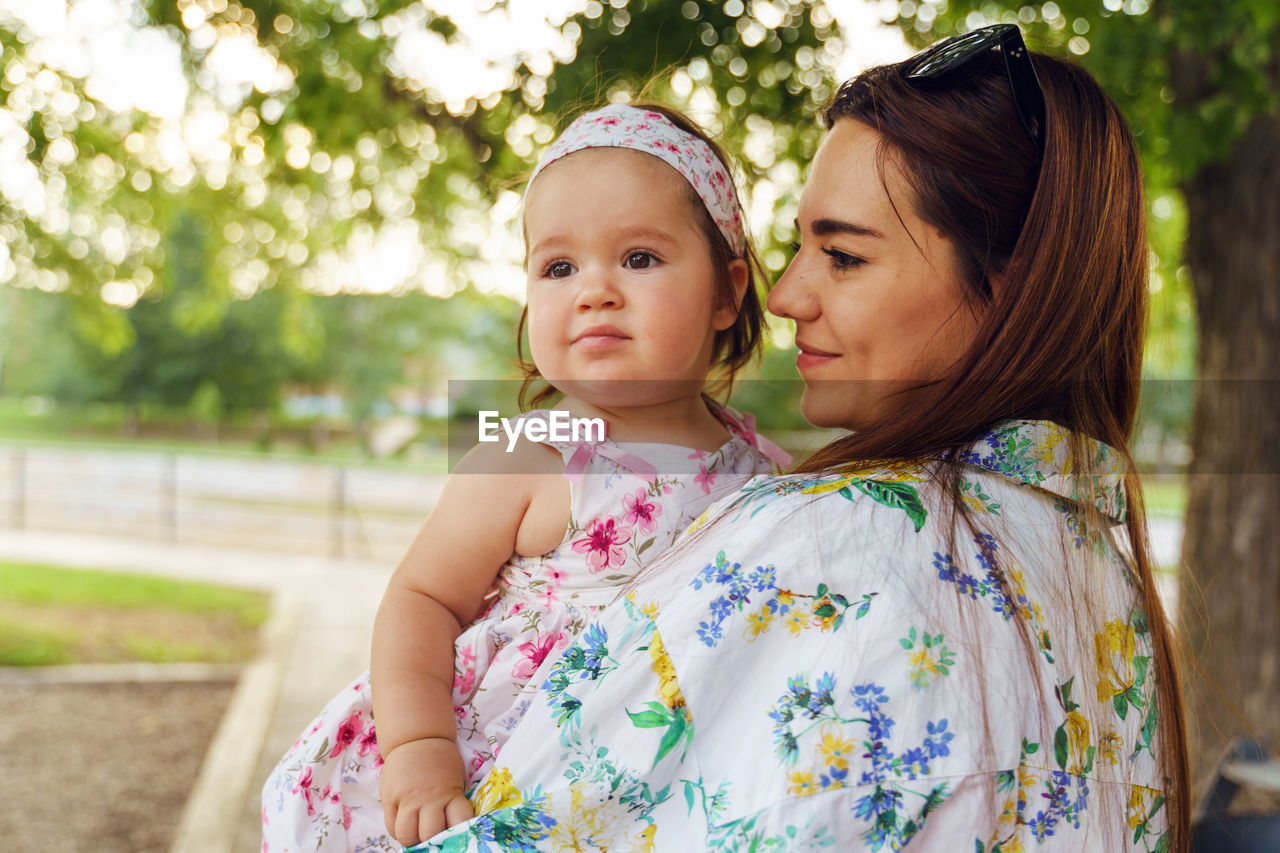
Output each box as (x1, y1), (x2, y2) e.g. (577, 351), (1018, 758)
(415, 420), (1173, 852)
(261, 406), (784, 853)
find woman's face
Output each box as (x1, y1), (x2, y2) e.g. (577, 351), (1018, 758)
(768, 119), (981, 430)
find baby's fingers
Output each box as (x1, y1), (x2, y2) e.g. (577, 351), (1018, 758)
(393, 804), (426, 847)
(417, 806), (450, 843)
(444, 794), (475, 829)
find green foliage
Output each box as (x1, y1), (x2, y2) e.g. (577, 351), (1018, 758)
(0, 1), (841, 422)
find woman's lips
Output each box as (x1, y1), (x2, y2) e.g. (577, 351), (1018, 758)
(795, 341), (839, 370)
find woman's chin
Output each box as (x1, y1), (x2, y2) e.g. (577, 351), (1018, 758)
(800, 391), (860, 431)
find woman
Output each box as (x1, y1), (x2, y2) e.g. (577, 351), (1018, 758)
(415, 25), (1186, 852)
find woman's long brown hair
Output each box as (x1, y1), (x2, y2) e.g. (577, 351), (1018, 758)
(795, 52), (1189, 846)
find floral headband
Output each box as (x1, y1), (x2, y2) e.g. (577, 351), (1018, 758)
(528, 104), (748, 258)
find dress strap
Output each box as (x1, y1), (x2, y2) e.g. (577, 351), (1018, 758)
(563, 441), (659, 485)
(714, 402), (793, 467)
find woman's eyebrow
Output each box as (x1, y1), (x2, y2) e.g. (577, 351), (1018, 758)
(800, 217), (885, 240)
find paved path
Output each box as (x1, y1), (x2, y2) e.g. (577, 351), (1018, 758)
(0, 528), (392, 853)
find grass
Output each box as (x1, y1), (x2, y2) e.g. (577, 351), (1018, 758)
(1141, 474), (1188, 519)
(0, 561), (269, 667)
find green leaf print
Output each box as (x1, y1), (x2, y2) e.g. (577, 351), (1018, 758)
(1054, 724), (1069, 770)
(436, 835), (470, 853)
(654, 711), (689, 766)
(628, 701), (691, 769)
(628, 701), (674, 729)
(1114, 692), (1130, 720)
(852, 479), (929, 532)
(635, 537), (655, 558)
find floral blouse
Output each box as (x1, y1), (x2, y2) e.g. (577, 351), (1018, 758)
(412, 420), (1171, 852)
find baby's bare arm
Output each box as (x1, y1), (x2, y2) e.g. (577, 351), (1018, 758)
(371, 438), (564, 845)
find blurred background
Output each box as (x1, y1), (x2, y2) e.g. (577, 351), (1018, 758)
(0, 0), (1274, 851)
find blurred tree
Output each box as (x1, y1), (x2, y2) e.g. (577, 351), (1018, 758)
(894, 0), (1279, 800)
(0, 0), (840, 426)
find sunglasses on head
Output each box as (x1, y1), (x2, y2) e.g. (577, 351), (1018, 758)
(901, 24), (1047, 154)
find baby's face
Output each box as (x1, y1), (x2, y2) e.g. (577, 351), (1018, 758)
(523, 148), (734, 409)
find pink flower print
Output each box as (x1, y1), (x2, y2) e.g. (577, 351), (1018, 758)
(538, 585), (559, 608)
(454, 646), (476, 695)
(695, 463), (717, 495)
(342, 804), (353, 829)
(329, 711), (362, 758)
(294, 766), (316, 816)
(572, 516), (633, 573)
(622, 488), (663, 535)
(356, 722), (379, 758)
(509, 601), (526, 615)
(512, 631), (563, 679)
(688, 448), (707, 460)
(545, 565), (568, 587)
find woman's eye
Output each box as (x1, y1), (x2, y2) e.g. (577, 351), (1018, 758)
(545, 260), (575, 279)
(823, 248), (865, 271)
(624, 251), (657, 270)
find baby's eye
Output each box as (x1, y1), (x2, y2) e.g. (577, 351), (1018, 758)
(545, 260), (575, 279)
(623, 251), (658, 270)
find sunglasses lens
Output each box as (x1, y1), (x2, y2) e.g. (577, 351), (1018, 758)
(903, 25), (1009, 79)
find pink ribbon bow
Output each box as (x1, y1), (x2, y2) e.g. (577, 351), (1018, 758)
(564, 441), (660, 485)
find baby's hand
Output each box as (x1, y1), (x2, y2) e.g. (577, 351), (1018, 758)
(380, 737), (475, 846)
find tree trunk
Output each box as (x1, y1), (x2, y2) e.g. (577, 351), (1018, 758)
(1178, 102), (1280, 805)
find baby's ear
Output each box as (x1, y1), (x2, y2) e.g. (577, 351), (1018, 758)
(713, 258), (750, 331)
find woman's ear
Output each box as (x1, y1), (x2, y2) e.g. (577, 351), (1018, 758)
(712, 258), (750, 331)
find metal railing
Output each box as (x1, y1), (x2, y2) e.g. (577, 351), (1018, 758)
(0, 441), (443, 563)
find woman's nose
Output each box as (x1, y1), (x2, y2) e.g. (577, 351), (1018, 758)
(767, 258), (817, 321)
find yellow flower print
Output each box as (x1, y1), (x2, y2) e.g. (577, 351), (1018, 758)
(777, 590), (795, 607)
(545, 785), (643, 851)
(1035, 424), (1069, 469)
(635, 823), (657, 852)
(648, 631), (686, 711)
(469, 766), (522, 815)
(1094, 620), (1137, 701)
(1064, 710), (1092, 774)
(909, 647), (940, 677)
(788, 769), (819, 797)
(744, 608), (772, 640)
(811, 596), (838, 631)
(1098, 725), (1123, 765)
(684, 509), (712, 536)
(1128, 784), (1161, 831)
(784, 607), (809, 635)
(817, 725), (855, 771)
(1002, 836), (1026, 853)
